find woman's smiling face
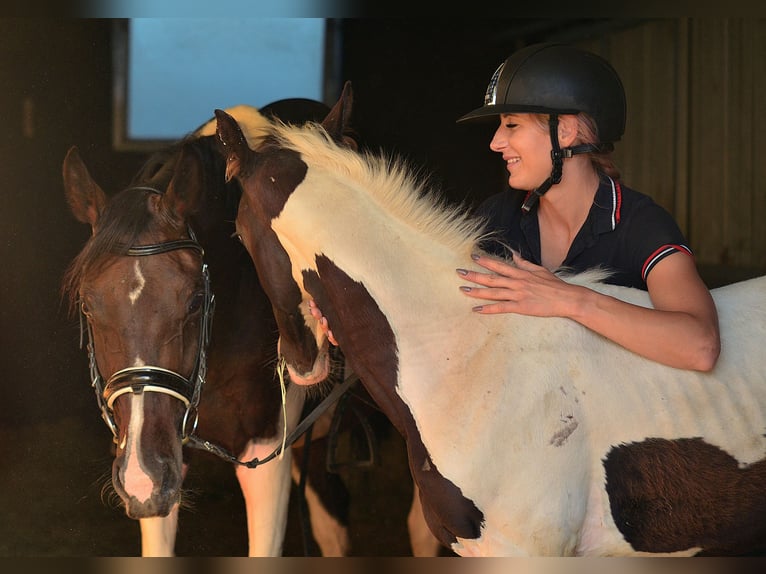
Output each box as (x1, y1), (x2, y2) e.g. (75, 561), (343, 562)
(489, 113), (552, 191)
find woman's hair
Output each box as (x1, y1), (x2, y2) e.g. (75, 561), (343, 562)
(531, 113), (621, 180)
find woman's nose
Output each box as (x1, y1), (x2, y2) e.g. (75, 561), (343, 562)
(489, 130), (505, 152)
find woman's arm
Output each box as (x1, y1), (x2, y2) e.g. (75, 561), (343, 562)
(457, 252), (721, 372)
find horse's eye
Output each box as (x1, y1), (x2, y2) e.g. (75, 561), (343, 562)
(188, 292), (205, 314)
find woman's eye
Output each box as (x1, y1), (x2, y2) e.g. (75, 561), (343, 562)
(505, 123), (518, 129)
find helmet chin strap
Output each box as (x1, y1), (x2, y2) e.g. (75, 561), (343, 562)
(521, 114), (603, 212)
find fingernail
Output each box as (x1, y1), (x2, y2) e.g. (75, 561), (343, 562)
(471, 253), (480, 261)
(459, 286), (471, 292)
(456, 268), (468, 276)
(472, 305), (483, 312)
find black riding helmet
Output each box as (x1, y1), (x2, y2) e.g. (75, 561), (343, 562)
(458, 43), (626, 211)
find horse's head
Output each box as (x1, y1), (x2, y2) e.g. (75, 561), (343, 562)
(214, 82), (356, 387)
(62, 144), (213, 518)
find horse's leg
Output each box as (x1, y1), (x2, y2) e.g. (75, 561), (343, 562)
(137, 460), (188, 556)
(139, 509), (179, 556)
(290, 437), (351, 556)
(236, 386), (306, 556)
(408, 483), (442, 557)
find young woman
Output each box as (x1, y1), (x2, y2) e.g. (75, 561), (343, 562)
(454, 42), (720, 371)
(313, 42), (719, 372)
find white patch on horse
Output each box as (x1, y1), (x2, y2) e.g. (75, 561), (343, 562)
(122, 393), (154, 503)
(129, 259), (145, 305)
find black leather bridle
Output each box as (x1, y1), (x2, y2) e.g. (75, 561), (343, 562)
(80, 187), (215, 444)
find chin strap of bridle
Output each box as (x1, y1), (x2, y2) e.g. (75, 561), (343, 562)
(521, 114), (604, 212)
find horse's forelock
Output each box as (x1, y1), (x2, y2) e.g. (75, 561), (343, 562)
(63, 188), (157, 314)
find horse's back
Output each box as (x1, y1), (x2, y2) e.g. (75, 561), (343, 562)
(713, 274), (766, 313)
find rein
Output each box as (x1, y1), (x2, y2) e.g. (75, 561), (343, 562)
(81, 187), (215, 444)
(185, 368), (360, 468)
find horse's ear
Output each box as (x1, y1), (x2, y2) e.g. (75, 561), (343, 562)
(215, 108), (250, 182)
(161, 143), (204, 222)
(322, 81), (354, 146)
(62, 146), (107, 232)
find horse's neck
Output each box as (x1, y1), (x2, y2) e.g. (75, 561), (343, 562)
(278, 176), (486, 357)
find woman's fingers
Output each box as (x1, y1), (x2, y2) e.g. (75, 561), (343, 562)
(320, 317), (339, 346)
(309, 299), (339, 346)
(470, 252), (516, 273)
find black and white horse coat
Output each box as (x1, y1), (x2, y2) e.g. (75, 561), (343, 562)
(214, 83), (766, 556)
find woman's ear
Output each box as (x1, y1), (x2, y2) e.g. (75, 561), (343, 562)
(558, 115), (580, 148)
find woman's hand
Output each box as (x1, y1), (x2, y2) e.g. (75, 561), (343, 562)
(308, 299), (339, 346)
(456, 251), (578, 318)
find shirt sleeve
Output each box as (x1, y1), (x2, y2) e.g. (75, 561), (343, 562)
(621, 197), (693, 283)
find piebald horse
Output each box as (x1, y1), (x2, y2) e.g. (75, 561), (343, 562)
(213, 81), (766, 556)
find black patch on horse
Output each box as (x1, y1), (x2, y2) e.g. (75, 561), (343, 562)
(304, 255), (484, 548)
(604, 436), (766, 555)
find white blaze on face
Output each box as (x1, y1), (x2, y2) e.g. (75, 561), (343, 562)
(129, 259), (146, 305)
(121, 393), (154, 503)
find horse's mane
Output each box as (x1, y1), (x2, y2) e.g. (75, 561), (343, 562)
(555, 265), (615, 287)
(272, 122), (490, 254)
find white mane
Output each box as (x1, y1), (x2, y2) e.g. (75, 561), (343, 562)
(273, 122), (489, 255)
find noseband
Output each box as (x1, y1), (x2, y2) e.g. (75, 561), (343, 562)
(80, 187), (216, 443)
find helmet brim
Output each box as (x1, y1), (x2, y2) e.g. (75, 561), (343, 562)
(457, 103), (580, 124)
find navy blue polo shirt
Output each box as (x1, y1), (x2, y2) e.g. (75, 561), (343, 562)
(475, 176), (692, 290)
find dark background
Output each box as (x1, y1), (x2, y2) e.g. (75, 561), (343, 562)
(0, 18), (760, 557)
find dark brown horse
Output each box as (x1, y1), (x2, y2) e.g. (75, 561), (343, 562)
(61, 103), (354, 556)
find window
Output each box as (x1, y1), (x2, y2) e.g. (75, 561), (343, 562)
(112, 18), (341, 150)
